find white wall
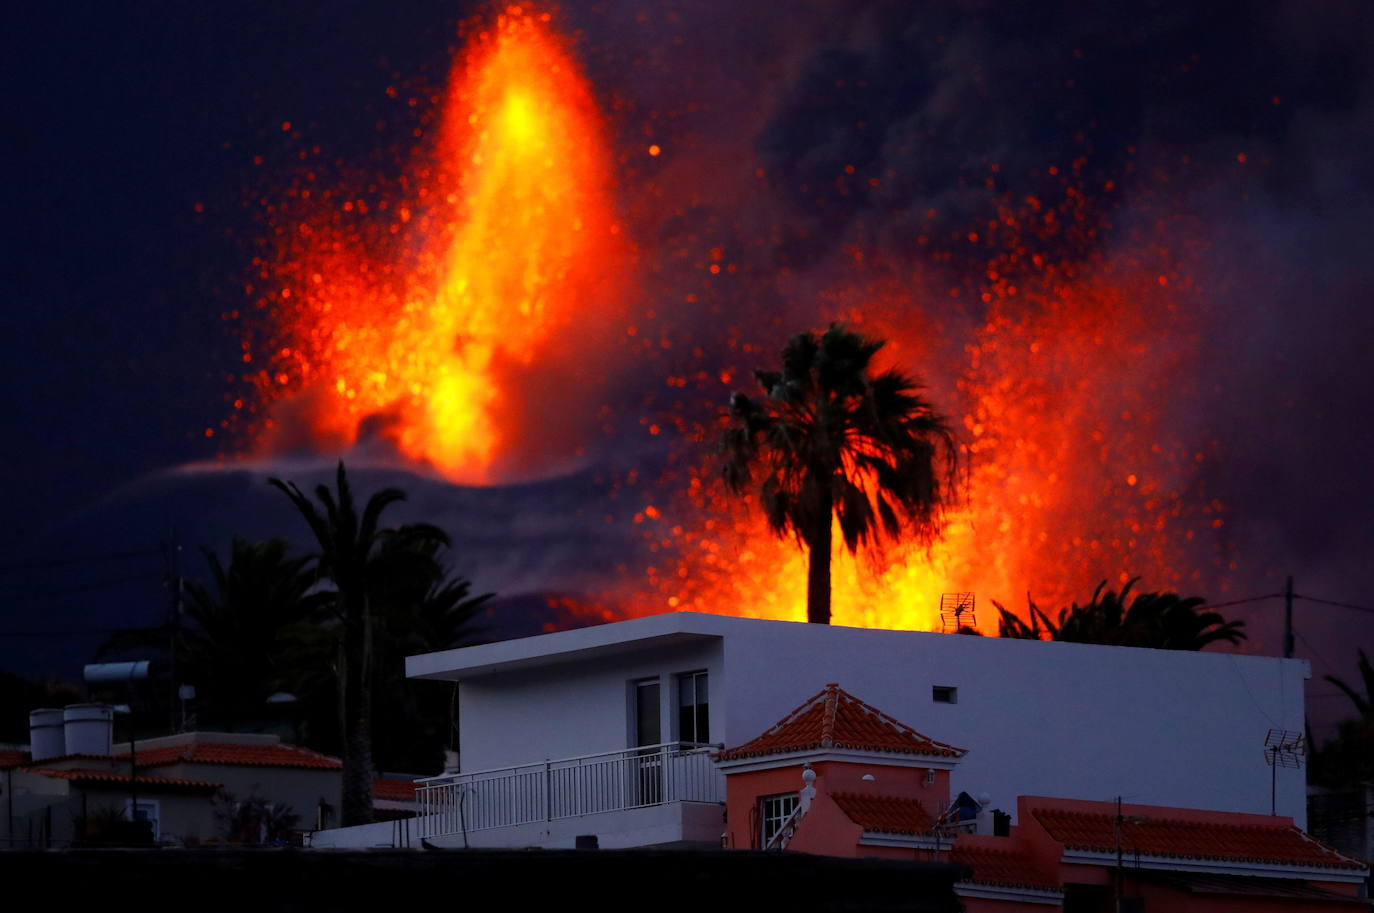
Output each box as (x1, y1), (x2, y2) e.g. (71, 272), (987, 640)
(458, 640), (723, 772)
(717, 620), (1308, 825)
(425, 614), (1308, 825)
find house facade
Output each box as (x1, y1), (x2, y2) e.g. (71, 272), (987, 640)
(316, 611), (1310, 849)
(711, 682), (1367, 910)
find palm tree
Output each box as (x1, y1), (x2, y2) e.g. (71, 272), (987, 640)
(269, 462), (451, 826)
(994, 578), (1246, 650)
(1310, 650), (1374, 787)
(721, 325), (956, 624)
(98, 537), (327, 728)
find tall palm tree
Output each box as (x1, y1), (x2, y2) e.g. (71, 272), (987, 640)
(721, 325), (956, 624)
(269, 462), (450, 826)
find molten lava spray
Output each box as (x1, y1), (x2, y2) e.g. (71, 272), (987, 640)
(241, 7), (1228, 635)
(250, 7), (623, 483)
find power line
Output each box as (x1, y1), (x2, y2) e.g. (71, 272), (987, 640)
(0, 547), (162, 572)
(1203, 593), (1282, 610)
(1295, 594), (1374, 615)
(1295, 631), (1335, 672)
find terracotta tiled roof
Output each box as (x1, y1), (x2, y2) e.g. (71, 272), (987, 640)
(950, 843), (1060, 891)
(716, 684), (965, 761)
(131, 742), (341, 771)
(832, 792), (937, 835)
(373, 779), (419, 802)
(27, 767), (220, 792)
(1033, 808), (1365, 871)
(0, 749), (27, 769)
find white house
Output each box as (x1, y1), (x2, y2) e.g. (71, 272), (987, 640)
(313, 611), (1309, 849)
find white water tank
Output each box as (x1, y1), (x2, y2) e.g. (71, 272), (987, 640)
(29, 708), (66, 761)
(63, 703), (114, 757)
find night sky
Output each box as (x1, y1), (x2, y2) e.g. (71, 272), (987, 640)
(6, 1), (1373, 732)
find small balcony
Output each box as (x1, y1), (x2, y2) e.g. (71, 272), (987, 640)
(414, 741), (725, 848)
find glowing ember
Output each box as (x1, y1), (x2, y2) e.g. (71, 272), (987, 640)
(607, 191), (1222, 632)
(251, 6), (622, 482)
(238, 9), (1228, 636)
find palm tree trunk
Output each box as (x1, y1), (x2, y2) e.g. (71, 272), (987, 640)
(340, 595), (375, 826)
(806, 489), (833, 625)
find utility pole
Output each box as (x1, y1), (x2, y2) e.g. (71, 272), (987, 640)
(1284, 575), (1294, 659)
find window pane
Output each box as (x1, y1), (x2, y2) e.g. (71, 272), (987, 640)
(636, 681), (660, 746)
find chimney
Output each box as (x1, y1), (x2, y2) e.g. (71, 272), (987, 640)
(28, 708), (65, 761)
(63, 703), (114, 757)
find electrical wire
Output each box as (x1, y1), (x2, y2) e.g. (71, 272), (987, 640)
(1295, 594), (1374, 615)
(1202, 593), (1282, 610)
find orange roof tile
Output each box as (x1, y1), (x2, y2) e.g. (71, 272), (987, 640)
(131, 742), (341, 771)
(832, 792), (937, 835)
(950, 843), (1060, 891)
(372, 779), (419, 802)
(1033, 808), (1365, 871)
(0, 749), (27, 769)
(27, 767), (220, 791)
(717, 684), (965, 761)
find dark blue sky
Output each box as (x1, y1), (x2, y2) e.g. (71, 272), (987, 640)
(6, 1), (1373, 727)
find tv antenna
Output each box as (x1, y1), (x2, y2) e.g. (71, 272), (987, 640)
(1263, 728), (1305, 815)
(939, 593), (977, 633)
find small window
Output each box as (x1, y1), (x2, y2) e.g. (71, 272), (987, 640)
(932, 685), (957, 704)
(678, 671), (710, 744)
(759, 792), (800, 848)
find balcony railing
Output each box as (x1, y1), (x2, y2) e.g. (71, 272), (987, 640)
(415, 742), (724, 839)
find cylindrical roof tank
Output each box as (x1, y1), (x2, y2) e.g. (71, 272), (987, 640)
(63, 703), (114, 757)
(29, 708), (66, 761)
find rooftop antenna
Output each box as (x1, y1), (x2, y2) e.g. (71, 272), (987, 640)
(939, 592), (976, 633)
(1263, 728), (1305, 815)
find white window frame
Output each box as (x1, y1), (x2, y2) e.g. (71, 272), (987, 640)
(676, 670), (710, 744)
(759, 792), (799, 847)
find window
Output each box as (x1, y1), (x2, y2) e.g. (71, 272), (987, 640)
(932, 685), (957, 704)
(677, 671), (709, 744)
(124, 799), (160, 841)
(759, 792), (799, 848)
(633, 678), (661, 747)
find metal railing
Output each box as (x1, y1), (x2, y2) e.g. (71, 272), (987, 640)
(416, 742), (724, 839)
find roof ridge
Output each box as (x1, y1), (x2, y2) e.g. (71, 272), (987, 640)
(819, 683), (839, 748)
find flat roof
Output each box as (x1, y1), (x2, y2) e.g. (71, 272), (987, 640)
(405, 611), (745, 680)
(405, 610), (1309, 681)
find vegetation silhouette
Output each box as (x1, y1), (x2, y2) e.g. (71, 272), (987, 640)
(270, 462), (487, 826)
(1310, 649), (1374, 788)
(721, 325), (955, 624)
(98, 537), (328, 728)
(994, 577), (1246, 650)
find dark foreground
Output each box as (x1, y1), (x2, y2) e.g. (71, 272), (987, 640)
(1, 847), (966, 912)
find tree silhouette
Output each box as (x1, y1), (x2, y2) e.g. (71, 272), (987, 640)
(270, 462), (452, 826)
(1310, 650), (1374, 788)
(994, 578), (1246, 650)
(98, 537), (327, 728)
(721, 325), (955, 624)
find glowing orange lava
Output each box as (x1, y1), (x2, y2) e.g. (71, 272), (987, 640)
(610, 192), (1223, 633)
(252, 6), (623, 482)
